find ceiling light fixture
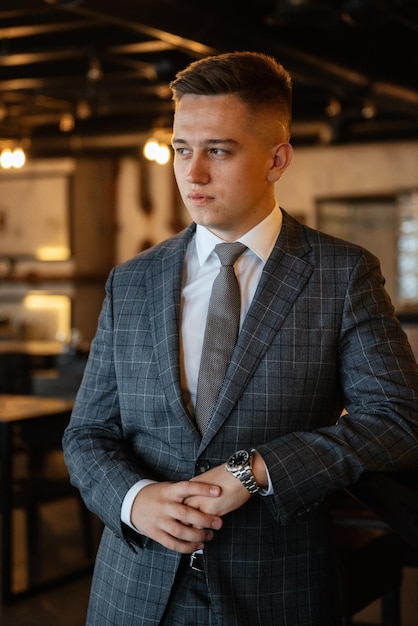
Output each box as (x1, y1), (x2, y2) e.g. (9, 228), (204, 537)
(59, 112), (75, 132)
(76, 99), (92, 120)
(361, 100), (377, 119)
(87, 57), (103, 82)
(143, 138), (171, 165)
(143, 128), (172, 165)
(0, 102), (7, 121)
(0, 146), (26, 169)
(325, 97), (341, 118)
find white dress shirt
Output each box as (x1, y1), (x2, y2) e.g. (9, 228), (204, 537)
(121, 205), (282, 528)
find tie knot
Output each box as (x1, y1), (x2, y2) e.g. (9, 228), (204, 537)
(214, 242), (247, 267)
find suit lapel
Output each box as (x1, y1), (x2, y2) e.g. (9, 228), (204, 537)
(146, 226), (201, 441)
(200, 212), (314, 447)
(143, 215), (315, 448)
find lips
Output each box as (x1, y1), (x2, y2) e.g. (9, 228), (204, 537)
(187, 192), (213, 205)
(188, 192), (210, 200)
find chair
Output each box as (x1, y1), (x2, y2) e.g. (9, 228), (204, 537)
(7, 409), (98, 598)
(31, 349), (87, 399)
(347, 471), (418, 553)
(332, 491), (404, 625)
(0, 352), (32, 394)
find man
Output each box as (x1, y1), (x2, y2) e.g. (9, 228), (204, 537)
(63, 52), (418, 625)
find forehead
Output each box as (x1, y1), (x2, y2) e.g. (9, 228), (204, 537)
(173, 93), (252, 138)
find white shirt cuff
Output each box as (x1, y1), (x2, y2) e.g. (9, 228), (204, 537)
(121, 479), (157, 530)
(257, 454), (274, 496)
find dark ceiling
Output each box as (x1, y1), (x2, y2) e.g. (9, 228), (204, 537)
(1, 0), (418, 158)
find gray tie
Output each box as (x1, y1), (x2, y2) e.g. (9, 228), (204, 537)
(195, 242), (247, 434)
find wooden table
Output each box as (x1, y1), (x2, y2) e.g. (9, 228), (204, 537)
(0, 341), (64, 356)
(0, 394), (74, 603)
(347, 470), (418, 553)
(0, 341), (65, 394)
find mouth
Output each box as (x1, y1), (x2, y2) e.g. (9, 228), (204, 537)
(187, 192), (213, 206)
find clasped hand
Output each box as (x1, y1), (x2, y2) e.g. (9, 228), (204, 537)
(131, 463), (251, 553)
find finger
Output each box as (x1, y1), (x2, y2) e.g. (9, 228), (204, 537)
(163, 496), (222, 532)
(176, 480), (221, 500)
(165, 517), (215, 543)
(154, 517), (215, 553)
(180, 502), (223, 531)
(157, 532), (206, 554)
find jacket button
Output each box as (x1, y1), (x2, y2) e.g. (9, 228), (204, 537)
(195, 459), (211, 475)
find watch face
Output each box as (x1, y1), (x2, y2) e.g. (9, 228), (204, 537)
(228, 449), (250, 469)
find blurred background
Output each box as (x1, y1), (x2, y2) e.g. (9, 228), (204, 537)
(0, 1), (418, 624)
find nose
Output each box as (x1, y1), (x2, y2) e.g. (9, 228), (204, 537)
(185, 155), (210, 185)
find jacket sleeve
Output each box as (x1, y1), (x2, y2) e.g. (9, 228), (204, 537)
(258, 249), (418, 524)
(62, 268), (153, 543)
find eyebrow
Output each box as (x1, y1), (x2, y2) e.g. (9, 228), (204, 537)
(172, 138), (239, 148)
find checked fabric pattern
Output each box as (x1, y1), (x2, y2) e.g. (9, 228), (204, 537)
(195, 242), (247, 434)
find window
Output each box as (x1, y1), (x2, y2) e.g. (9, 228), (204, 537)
(317, 191), (418, 310)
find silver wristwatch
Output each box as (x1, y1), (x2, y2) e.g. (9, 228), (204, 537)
(225, 449), (259, 494)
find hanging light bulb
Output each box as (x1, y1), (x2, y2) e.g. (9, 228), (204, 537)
(155, 143), (171, 165)
(0, 148), (13, 169)
(59, 112), (75, 132)
(0, 101), (7, 121)
(87, 57), (103, 82)
(12, 147), (25, 168)
(143, 129), (172, 165)
(76, 99), (92, 120)
(0, 146), (26, 169)
(361, 100), (377, 119)
(325, 97), (341, 118)
(143, 138), (160, 161)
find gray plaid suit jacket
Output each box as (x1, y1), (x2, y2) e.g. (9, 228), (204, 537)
(63, 209), (418, 626)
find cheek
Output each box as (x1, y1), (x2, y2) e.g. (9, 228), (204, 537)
(173, 160), (181, 179)
(173, 164), (186, 189)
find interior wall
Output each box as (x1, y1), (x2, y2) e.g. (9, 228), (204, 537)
(116, 140), (418, 259)
(115, 140), (418, 312)
(116, 157), (180, 264)
(276, 140), (418, 226)
(2, 140), (418, 345)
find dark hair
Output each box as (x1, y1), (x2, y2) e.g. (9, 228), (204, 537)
(170, 51), (292, 137)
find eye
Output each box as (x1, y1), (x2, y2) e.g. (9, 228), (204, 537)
(174, 146), (192, 157)
(209, 148), (228, 157)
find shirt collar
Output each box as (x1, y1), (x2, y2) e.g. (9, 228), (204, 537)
(195, 204), (283, 267)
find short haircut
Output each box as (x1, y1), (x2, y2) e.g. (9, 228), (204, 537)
(170, 51), (292, 139)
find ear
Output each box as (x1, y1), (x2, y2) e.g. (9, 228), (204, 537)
(267, 143), (293, 183)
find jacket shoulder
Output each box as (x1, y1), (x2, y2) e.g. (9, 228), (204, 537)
(112, 223), (195, 274)
(280, 208), (380, 265)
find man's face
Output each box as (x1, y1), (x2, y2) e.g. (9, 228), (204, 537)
(172, 94), (290, 241)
